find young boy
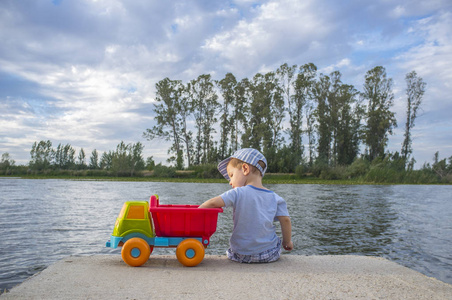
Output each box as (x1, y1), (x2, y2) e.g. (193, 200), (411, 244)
(199, 148), (293, 263)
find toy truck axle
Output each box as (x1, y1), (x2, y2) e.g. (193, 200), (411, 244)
(106, 195), (222, 267)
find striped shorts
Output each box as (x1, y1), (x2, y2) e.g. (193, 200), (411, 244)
(226, 238), (282, 263)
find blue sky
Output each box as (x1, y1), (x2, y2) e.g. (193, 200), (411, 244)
(1, 0), (451, 168)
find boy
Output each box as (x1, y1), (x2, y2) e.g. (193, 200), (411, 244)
(199, 148), (293, 263)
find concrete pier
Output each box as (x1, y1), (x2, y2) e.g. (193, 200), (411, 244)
(1, 255), (451, 299)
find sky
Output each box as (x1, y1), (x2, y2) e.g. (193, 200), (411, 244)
(1, 0), (451, 168)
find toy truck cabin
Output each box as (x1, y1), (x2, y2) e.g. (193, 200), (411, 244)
(107, 201), (155, 247)
(106, 195), (222, 267)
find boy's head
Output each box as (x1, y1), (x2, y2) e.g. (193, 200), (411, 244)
(218, 148), (267, 181)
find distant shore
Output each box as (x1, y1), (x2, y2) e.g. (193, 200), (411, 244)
(2, 174), (450, 185)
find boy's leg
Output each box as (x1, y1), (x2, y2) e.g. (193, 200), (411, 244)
(226, 248), (251, 263)
(257, 239), (282, 263)
(226, 239), (282, 263)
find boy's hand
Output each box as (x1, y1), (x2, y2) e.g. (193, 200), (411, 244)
(283, 240), (294, 251)
(199, 196), (225, 208)
(277, 216), (293, 251)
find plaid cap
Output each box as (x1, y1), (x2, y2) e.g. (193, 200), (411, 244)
(218, 148), (267, 181)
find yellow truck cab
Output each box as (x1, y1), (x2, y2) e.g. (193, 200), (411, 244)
(109, 201), (155, 247)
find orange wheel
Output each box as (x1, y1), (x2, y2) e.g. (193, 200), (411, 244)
(121, 237), (152, 267)
(176, 239), (205, 267)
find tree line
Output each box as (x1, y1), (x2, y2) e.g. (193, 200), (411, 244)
(1, 144), (451, 183)
(2, 62), (452, 183)
(2, 140), (152, 177)
(144, 63), (425, 173)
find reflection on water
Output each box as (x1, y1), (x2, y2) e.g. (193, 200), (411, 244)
(0, 179), (451, 290)
(300, 185), (397, 256)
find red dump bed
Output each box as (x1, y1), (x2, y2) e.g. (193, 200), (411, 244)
(148, 195), (223, 242)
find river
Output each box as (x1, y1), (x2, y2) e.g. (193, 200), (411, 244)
(0, 178), (451, 291)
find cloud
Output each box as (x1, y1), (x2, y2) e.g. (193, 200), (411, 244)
(0, 0), (181, 161)
(388, 10), (452, 164)
(0, 0), (451, 167)
(201, 0), (342, 77)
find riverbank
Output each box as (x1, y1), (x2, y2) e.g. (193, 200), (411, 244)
(1, 174), (356, 184)
(3, 174), (450, 185)
(1, 255), (451, 299)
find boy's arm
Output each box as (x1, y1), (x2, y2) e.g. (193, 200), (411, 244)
(277, 216), (294, 251)
(198, 196), (225, 208)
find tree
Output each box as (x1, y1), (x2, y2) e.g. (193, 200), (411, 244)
(362, 66), (397, 161)
(328, 71), (342, 166)
(401, 70), (426, 164)
(432, 151), (452, 180)
(111, 141), (130, 175)
(100, 151), (113, 170)
(242, 74), (268, 147)
(89, 149), (99, 169)
(179, 83), (194, 167)
(0, 153), (15, 174)
(217, 73), (237, 158)
(266, 72), (285, 171)
(335, 83), (363, 165)
(290, 63), (317, 167)
(242, 72), (283, 171)
(54, 143), (63, 168)
(189, 74), (219, 164)
(107, 141), (146, 176)
(54, 143), (76, 169)
(77, 148), (86, 169)
(312, 74), (332, 165)
(305, 98), (316, 167)
(323, 71), (363, 166)
(143, 78), (184, 169)
(277, 63), (297, 169)
(130, 142), (145, 175)
(146, 156), (155, 170)
(30, 140), (54, 170)
(230, 78), (249, 152)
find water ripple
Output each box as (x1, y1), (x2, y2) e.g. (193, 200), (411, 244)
(0, 179), (451, 290)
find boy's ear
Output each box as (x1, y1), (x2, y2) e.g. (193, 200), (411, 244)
(241, 163), (251, 175)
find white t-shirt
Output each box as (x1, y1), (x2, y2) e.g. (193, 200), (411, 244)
(220, 185), (290, 255)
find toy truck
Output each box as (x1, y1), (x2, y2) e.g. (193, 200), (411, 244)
(106, 195), (223, 267)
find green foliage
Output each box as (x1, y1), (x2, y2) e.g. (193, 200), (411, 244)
(77, 148), (86, 170)
(8, 64), (450, 185)
(0, 153), (16, 175)
(189, 164), (223, 179)
(54, 143), (76, 169)
(146, 156), (155, 171)
(89, 149), (99, 169)
(84, 169), (111, 177)
(275, 145), (298, 173)
(362, 66), (397, 161)
(280, 63), (317, 166)
(320, 165), (348, 180)
(100, 151), (113, 169)
(30, 140), (54, 170)
(295, 164), (306, 177)
(23, 140), (145, 177)
(429, 152), (452, 182)
(143, 64), (428, 177)
(401, 71), (426, 162)
(190, 74), (220, 165)
(308, 160), (329, 178)
(217, 72), (237, 159)
(152, 163), (176, 178)
(346, 157), (370, 178)
(109, 141), (146, 176)
(364, 167), (404, 183)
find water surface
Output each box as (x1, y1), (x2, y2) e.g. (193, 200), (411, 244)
(0, 179), (451, 290)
